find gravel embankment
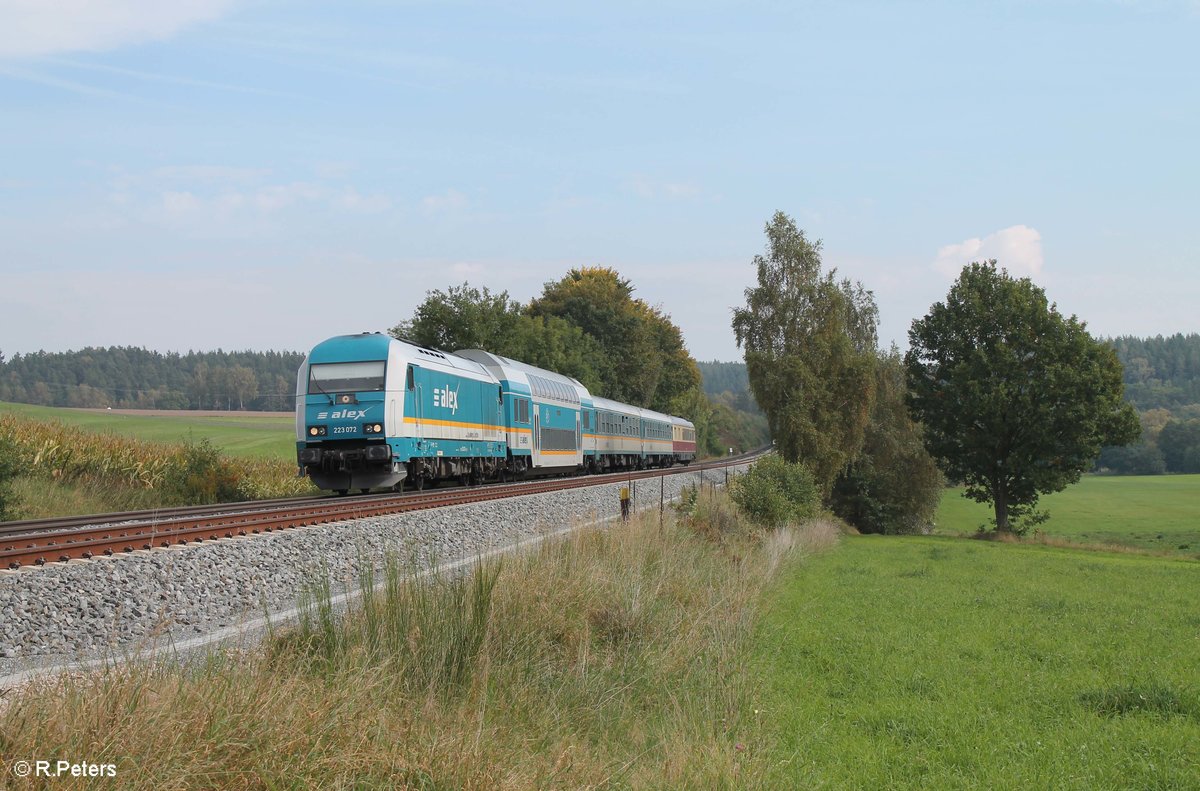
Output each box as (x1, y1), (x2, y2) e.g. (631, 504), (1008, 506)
(0, 465), (745, 680)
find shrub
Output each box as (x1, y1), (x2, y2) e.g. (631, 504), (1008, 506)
(831, 351), (944, 534)
(0, 434), (20, 520)
(1096, 442), (1166, 475)
(731, 455), (819, 528)
(161, 438), (243, 505)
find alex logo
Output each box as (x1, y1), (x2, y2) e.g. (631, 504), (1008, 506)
(433, 384), (459, 415)
(316, 409), (368, 420)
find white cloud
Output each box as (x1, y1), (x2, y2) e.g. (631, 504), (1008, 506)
(627, 175), (703, 200)
(934, 225), (1044, 278)
(422, 189), (468, 211)
(127, 175), (391, 233)
(0, 0), (236, 57)
(151, 165), (270, 184)
(451, 262), (484, 279)
(333, 188), (390, 213)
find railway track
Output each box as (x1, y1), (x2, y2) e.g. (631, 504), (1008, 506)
(1, 450), (767, 570)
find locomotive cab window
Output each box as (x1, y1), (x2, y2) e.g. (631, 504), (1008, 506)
(309, 361), (386, 394)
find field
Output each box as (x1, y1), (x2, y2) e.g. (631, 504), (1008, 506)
(3, 464), (1198, 787)
(751, 535), (1200, 789)
(936, 474), (1200, 554)
(0, 403), (311, 519)
(0, 401), (295, 461)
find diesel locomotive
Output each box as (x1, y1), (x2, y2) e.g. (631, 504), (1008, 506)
(295, 333), (696, 493)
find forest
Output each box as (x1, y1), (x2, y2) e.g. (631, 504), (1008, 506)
(1095, 333), (1200, 474)
(0, 347), (302, 411)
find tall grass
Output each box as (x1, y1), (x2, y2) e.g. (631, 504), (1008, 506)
(0, 413), (314, 518)
(0, 491), (834, 789)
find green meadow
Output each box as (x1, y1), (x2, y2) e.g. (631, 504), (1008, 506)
(937, 474), (1200, 554)
(0, 400), (295, 460)
(751, 536), (1200, 789)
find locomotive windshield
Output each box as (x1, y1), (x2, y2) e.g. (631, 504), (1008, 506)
(308, 361), (386, 393)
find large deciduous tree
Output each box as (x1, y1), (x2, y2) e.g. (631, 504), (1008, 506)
(529, 267), (701, 412)
(389, 282), (611, 392)
(906, 261), (1139, 533)
(731, 211), (879, 493)
(390, 283), (523, 352)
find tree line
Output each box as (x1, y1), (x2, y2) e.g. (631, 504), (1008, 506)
(1111, 333), (1200, 412)
(0, 348), (302, 411)
(1092, 333), (1200, 475)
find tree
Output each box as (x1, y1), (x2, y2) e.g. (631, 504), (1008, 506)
(227, 366), (259, 410)
(391, 283), (523, 352)
(731, 211), (879, 493)
(529, 267), (699, 410)
(1157, 419), (1200, 473)
(391, 283), (611, 393)
(187, 362), (211, 410)
(831, 350), (945, 534)
(1095, 442), (1166, 475)
(906, 261), (1139, 533)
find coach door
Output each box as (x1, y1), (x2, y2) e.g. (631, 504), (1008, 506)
(407, 365), (422, 441)
(532, 410), (541, 468)
(575, 412), (582, 467)
(495, 386), (503, 446)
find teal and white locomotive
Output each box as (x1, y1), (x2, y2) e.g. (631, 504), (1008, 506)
(295, 333), (695, 494)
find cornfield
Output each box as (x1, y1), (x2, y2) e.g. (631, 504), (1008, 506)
(0, 413), (314, 504)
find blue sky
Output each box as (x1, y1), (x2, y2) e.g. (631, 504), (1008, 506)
(1, 0), (1197, 362)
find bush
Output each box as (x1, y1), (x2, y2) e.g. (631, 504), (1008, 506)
(0, 434), (20, 520)
(1096, 443), (1166, 475)
(161, 438), (243, 505)
(731, 455), (819, 528)
(830, 351), (944, 534)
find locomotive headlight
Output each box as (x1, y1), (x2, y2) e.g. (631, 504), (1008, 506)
(308, 425), (327, 437)
(364, 422), (384, 434)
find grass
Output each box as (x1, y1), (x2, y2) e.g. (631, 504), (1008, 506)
(936, 474), (1200, 554)
(0, 401), (295, 461)
(751, 535), (1200, 789)
(0, 493), (839, 789)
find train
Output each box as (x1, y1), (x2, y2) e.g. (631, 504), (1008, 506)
(295, 333), (697, 493)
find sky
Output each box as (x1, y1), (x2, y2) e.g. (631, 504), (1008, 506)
(1, 0), (1197, 363)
